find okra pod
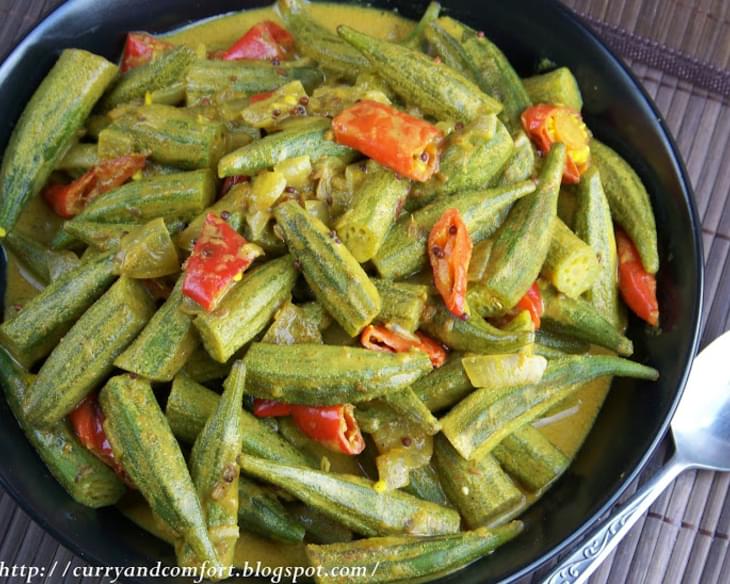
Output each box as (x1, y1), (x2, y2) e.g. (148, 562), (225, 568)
(573, 166), (621, 326)
(421, 301), (533, 355)
(185, 58), (324, 106)
(100, 46), (195, 110)
(465, 283), (508, 318)
(245, 342), (432, 405)
(182, 346), (232, 383)
(373, 180), (536, 279)
(534, 329), (590, 355)
(335, 164), (410, 262)
(492, 425), (569, 492)
(498, 130), (537, 186)
(99, 375), (218, 566)
(0, 348), (125, 508)
(0, 252), (116, 366)
(337, 26), (502, 122)
(62, 221), (140, 251)
(411, 352), (473, 412)
(56, 142), (99, 174)
(278, 0), (369, 81)
(306, 522), (523, 584)
(274, 200), (381, 336)
(238, 454), (461, 537)
(238, 477), (305, 543)
(402, 1), (442, 49)
(540, 283), (633, 355)
(194, 256), (298, 363)
(441, 354), (658, 460)
(522, 67), (583, 111)
(114, 277), (197, 382)
(541, 217), (600, 298)
(0, 49), (118, 233)
(483, 143), (565, 308)
(166, 373), (312, 468)
(403, 462), (453, 509)
(2, 231), (79, 284)
(23, 277), (155, 426)
(178, 362), (245, 568)
(434, 435), (525, 528)
(98, 104), (226, 169)
(383, 387), (441, 436)
(289, 504), (352, 545)
(261, 300), (330, 345)
(372, 279), (428, 333)
(590, 140), (659, 274)
(218, 120), (354, 178)
(113, 217), (180, 279)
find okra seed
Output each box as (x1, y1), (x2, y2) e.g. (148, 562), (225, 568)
(285, 186), (298, 194)
(401, 436), (412, 447)
(455, 121), (465, 130)
(461, 313), (470, 321)
(299, 96), (309, 105)
(449, 225), (457, 235)
(222, 464), (237, 483)
(431, 245), (444, 258)
(293, 259), (302, 271)
(221, 210), (231, 221)
(477, 30), (485, 38)
(420, 152), (429, 162)
(329, 230), (341, 244)
(272, 109), (281, 117)
(271, 58), (281, 66)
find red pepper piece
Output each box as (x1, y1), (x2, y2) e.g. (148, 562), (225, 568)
(43, 154), (146, 218)
(332, 99), (443, 182)
(521, 104), (591, 184)
(182, 213), (261, 311)
(220, 175), (249, 198)
(616, 228), (659, 326)
(69, 394), (128, 480)
(252, 399), (365, 455)
(360, 324), (448, 368)
(428, 208), (473, 318)
(120, 32), (174, 73)
(514, 282), (544, 328)
(221, 21), (295, 61)
(248, 90), (275, 104)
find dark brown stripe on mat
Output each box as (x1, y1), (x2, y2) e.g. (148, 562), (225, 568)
(647, 512), (730, 540)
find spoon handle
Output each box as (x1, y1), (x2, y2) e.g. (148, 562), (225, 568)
(543, 456), (687, 584)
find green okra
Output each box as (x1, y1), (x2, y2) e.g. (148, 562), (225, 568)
(218, 119), (355, 178)
(185, 58), (324, 106)
(166, 373), (312, 468)
(100, 374), (219, 566)
(56, 142), (99, 174)
(305, 522), (523, 584)
(590, 139), (659, 274)
(194, 256), (298, 363)
(98, 104), (226, 169)
(483, 144), (566, 308)
(541, 217), (600, 299)
(238, 454), (461, 537)
(0, 348), (126, 508)
(441, 354), (658, 460)
(0, 252), (116, 366)
(262, 300), (331, 345)
(289, 504), (352, 545)
(466, 282), (508, 318)
(383, 388), (441, 436)
(403, 463), (453, 509)
(23, 277), (155, 426)
(498, 130), (537, 186)
(114, 277), (198, 382)
(372, 279), (428, 333)
(244, 342), (432, 405)
(238, 477), (305, 543)
(0, 49), (118, 233)
(411, 352), (473, 412)
(2, 231), (79, 284)
(274, 200), (381, 337)
(540, 283), (633, 355)
(100, 46), (195, 110)
(522, 66), (583, 111)
(63, 221), (140, 251)
(402, 1), (442, 49)
(534, 329), (590, 355)
(278, 0), (369, 81)
(113, 217), (180, 279)
(433, 435), (525, 529)
(420, 301), (533, 355)
(423, 19), (473, 78)
(492, 425), (569, 492)
(55, 170), (216, 249)
(574, 166), (621, 326)
(373, 180), (536, 280)
(411, 116), (513, 206)
(335, 163), (411, 262)
(182, 346), (232, 383)
(434, 17), (532, 132)
(178, 362), (246, 568)
(337, 25), (502, 122)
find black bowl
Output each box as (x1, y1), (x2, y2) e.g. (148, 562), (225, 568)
(0, 0), (703, 582)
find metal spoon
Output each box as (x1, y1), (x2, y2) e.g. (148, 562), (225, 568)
(545, 330), (730, 584)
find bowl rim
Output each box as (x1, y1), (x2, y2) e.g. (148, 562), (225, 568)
(0, 0), (705, 581)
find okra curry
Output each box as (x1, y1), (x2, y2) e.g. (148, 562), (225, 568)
(0, 0), (662, 581)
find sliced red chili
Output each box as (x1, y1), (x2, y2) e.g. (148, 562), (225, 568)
(360, 324), (447, 368)
(120, 32), (173, 73)
(428, 208), (473, 318)
(252, 398), (293, 418)
(616, 228), (659, 326)
(43, 154), (146, 218)
(521, 104), (591, 184)
(514, 282), (544, 328)
(248, 90), (275, 104)
(221, 21), (295, 61)
(332, 99), (443, 182)
(182, 213), (262, 311)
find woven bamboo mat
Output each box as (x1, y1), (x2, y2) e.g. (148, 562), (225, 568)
(0, 0), (728, 582)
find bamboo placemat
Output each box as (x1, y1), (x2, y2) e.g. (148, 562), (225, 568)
(0, 1), (728, 583)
